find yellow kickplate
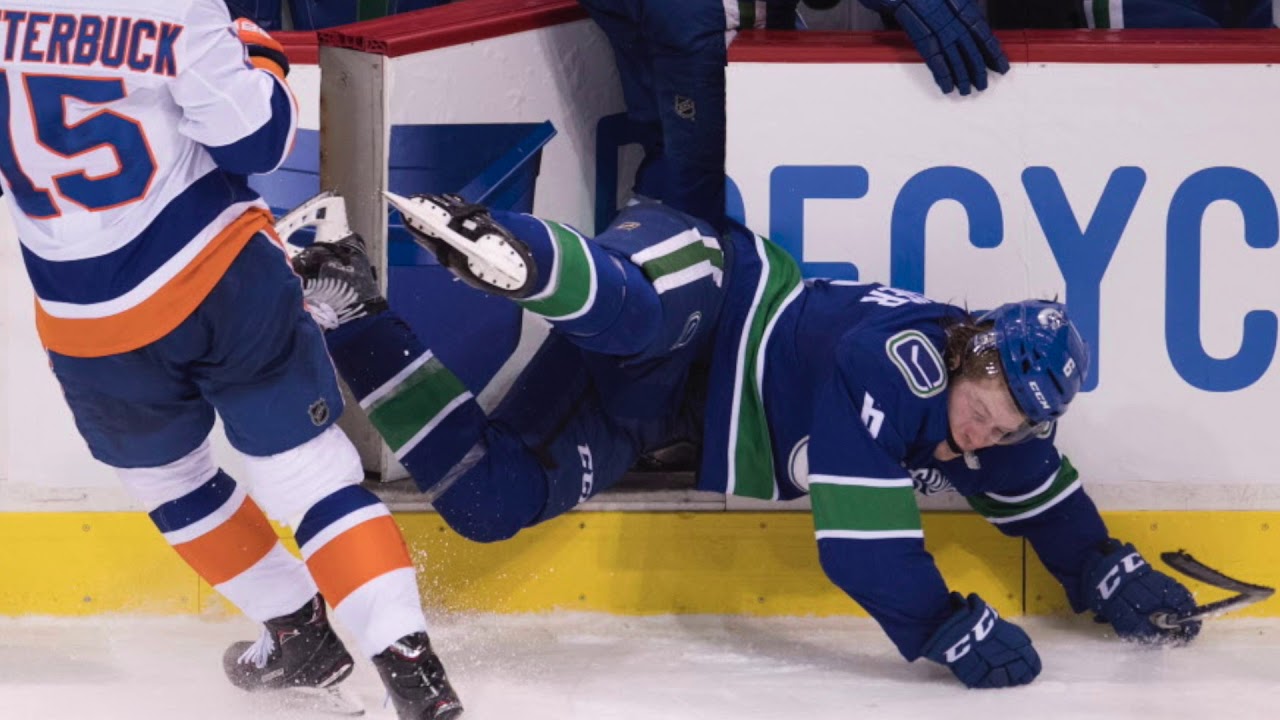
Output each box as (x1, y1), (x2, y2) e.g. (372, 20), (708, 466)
(0, 513), (198, 616)
(2, 510), (1275, 619)
(397, 511), (1023, 617)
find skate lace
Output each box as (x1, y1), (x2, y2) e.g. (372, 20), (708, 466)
(239, 627), (278, 670)
(302, 277), (368, 328)
(304, 300), (341, 331)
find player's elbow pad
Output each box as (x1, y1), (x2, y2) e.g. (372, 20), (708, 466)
(205, 81), (295, 175)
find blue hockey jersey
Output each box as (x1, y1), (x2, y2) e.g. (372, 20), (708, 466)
(698, 221), (1109, 660)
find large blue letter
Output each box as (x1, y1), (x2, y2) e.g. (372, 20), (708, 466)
(1166, 167), (1277, 392)
(1024, 167), (1144, 392)
(769, 166), (866, 280)
(890, 167), (1002, 293)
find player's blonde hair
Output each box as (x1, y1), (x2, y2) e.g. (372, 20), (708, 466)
(943, 317), (1004, 382)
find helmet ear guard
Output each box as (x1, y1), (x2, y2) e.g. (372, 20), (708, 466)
(973, 301), (1091, 426)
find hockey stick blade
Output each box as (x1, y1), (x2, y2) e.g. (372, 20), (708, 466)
(1161, 550), (1274, 594)
(1150, 550), (1275, 629)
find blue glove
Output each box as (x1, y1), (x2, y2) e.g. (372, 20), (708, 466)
(921, 593), (1041, 688)
(859, 0), (1010, 95)
(1082, 540), (1201, 644)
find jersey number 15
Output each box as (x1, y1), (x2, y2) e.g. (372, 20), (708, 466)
(0, 71), (155, 218)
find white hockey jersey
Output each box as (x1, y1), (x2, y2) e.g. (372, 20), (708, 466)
(0, 0), (296, 357)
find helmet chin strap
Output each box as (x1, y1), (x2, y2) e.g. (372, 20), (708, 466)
(945, 427), (982, 470)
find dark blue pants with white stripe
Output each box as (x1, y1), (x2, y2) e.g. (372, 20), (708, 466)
(327, 204), (724, 542)
(1084, 0), (1271, 27)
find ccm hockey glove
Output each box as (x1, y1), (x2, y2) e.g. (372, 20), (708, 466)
(921, 593), (1041, 689)
(859, 0), (1009, 95)
(1082, 539), (1201, 644)
(235, 18), (290, 81)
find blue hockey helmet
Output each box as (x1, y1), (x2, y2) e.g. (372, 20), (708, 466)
(973, 300), (1091, 427)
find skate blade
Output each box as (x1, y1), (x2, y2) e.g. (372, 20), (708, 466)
(275, 190), (354, 253)
(257, 685), (366, 717)
(282, 681), (363, 712)
(384, 190), (529, 290)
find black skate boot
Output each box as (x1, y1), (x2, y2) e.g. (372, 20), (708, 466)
(223, 594), (355, 692)
(291, 233), (389, 330)
(384, 191), (537, 298)
(372, 632), (464, 720)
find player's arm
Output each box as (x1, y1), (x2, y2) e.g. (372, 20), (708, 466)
(169, 0), (297, 175)
(807, 336), (1038, 687)
(964, 439), (1200, 644)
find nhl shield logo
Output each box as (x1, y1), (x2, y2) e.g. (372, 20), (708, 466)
(674, 95), (696, 121)
(309, 399), (331, 426)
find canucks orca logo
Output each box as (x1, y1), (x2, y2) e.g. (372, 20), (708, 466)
(885, 330), (947, 398)
(910, 467), (953, 495)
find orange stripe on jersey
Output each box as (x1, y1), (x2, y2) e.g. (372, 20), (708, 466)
(250, 56), (287, 84)
(305, 516), (414, 607)
(35, 207), (274, 358)
(171, 495), (277, 587)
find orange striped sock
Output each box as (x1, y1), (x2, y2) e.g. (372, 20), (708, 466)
(295, 486), (427, 656)
(149, 470), (316, 622)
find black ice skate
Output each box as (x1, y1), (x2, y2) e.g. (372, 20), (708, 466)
(372, 632), (464, 720)
(223, 594), (355, 692)
(291, 232), (389, 330)
(384, 191), (537, 298)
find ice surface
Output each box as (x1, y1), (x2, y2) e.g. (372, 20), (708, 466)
(0, 613), (1275, 719)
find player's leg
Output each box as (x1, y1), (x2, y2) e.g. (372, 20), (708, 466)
(197, 234), (460, 720)
(577, 0), (667, 203)
(1086, 0), (1226, 27)
(233, 0), (285, 30)
(640, 0), (731, 228)
(432, 383), (659, 541)
(392, 196), (723, 361)
(293, 235), (561, 539)
(291, 233), (671, 542)
(47, 349), (353, 695)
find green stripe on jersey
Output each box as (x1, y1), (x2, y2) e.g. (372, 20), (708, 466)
(810, 482), (923, 534)
(519, 221), (594, 320)
(967, 455), (1081, 521)
(366, 356), (470, 453)
(1092, 0), (1112, 27)
(730, 235), (803, 499)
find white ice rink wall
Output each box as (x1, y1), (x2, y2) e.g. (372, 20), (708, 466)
(726, 30), (1280, 511)
(0, 6), (1276, 618)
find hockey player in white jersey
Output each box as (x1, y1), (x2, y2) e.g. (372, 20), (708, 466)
(0, 3), (460, 718)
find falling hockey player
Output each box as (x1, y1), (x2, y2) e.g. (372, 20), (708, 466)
(287, 191), (1202, 690)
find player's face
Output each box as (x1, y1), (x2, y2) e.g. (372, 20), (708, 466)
(947, 376), (1029, 452)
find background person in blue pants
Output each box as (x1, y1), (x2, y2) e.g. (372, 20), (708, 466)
(579, 0), (1009, 230)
